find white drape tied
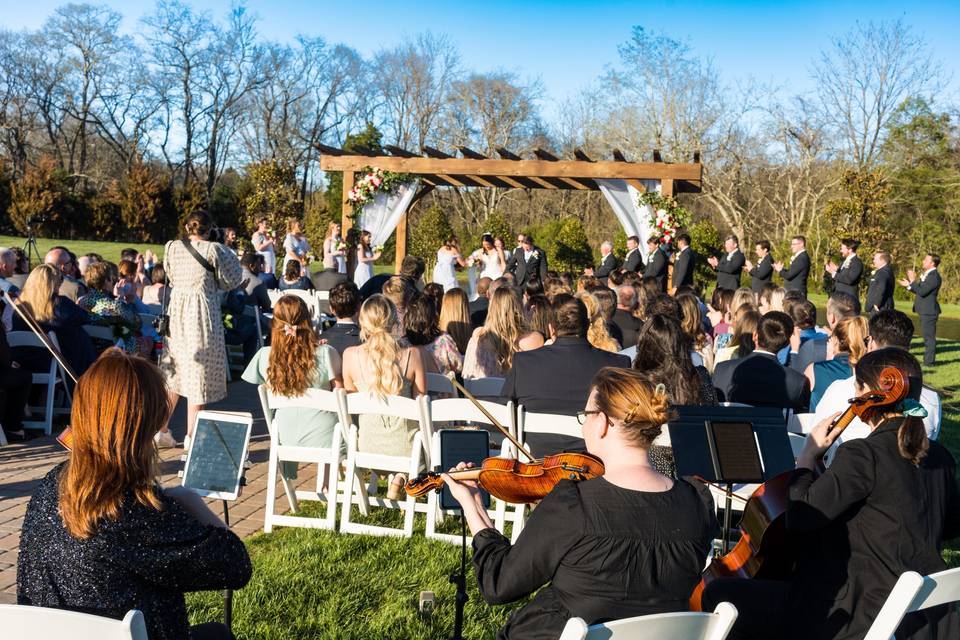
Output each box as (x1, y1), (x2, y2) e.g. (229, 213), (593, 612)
(356, 180), (420, 247)
(595, 178), (660, 240)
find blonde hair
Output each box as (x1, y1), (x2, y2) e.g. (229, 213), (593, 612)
(286, 217), (302, 234)
(833, 315), (869, 366)
(766, 287), (786, 312)
(481, 287), (524, 371)
(325, 221), (339, 240)
(591, 367), (674, 448)
(358, 295), (404, 398)
(439, 288), (471, 354)
(577, 292), (619, 352)
(730, 287), (756, 318)
(267, 296), (319, 396)
(20, 264), (61, 323)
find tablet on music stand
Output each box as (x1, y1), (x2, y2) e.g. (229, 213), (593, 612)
(181, 411), (253, 500)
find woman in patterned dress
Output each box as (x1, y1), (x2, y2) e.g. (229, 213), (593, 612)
(77, 262), (151, 357)
(158, 210), (243, 448)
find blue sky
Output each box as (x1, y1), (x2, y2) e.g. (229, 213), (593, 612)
(4, 0), (959, 120)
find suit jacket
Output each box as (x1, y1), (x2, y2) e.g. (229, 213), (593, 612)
(502, 336), (630, 456)
(320, 321), (361, 355)
(612, 309), (641, 350)
(643, 248), (668, 292)
(832, 255), (864, 301)
(671, 248), (695, 289)
(242, 268), (272, 311)
(595, 253), (619, 279)
(505, 246), (548, 286)
(749, 255), (773, 293)
(865, 265), (895, 314)
(716, 250), (745, 290)
(909, 269), (942, 316)
(622, 248), (644, 273)
(311, 268), (348, 315)
(781, 251), (811, 298)
(58, 276), (87, 303)
(789, 335), (827, 374)
(469, 297), (489, 329)
(712, 351), (810, 412)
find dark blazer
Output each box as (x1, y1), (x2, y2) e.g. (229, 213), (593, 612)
(612, 309), (641, 350)
(789, 335), (827, 374)
(712, 351), (810, 412)
(909, 269), (942, 316)
(312, 268), (347, 292)
(242, 268), (271, 311)
(749, 255), (773, 293)
(505, 246), (548, 286)
(865, 264), (895, 314)
(832, 254), (863, 301)
(781, 251), (811, 298)
(783, 420), (960, 640)
(320, 322), (361, 355)
(469, 297), (489, 329)
(622, 248), (644, 273)
(595, 253), (619, 279)
(502, 336), (630, 456)
(671, 248), (695, 289)
(715, 250), (745, 290)
(643, 248), (668, 292)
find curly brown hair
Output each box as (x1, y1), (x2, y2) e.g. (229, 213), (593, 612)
(267, 296), (319, 396)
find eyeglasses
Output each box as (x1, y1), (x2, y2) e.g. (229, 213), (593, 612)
(576, 410), (601, 425)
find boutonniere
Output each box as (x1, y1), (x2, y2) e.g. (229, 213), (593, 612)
(920, 271), (928, 283)
(530, 250), (539, 260)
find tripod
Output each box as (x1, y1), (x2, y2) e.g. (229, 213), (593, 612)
(449, 511), (469, 640)
(23, 227), (41, 270)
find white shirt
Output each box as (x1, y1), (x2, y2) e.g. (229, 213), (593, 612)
(523, 249), (533, 261)
(814, 375), (941, 442)
(726, 250), (738, 261)
(841, 254), (855, 269)
(792, 249), (806, 260)
(920, 268), (936, 283)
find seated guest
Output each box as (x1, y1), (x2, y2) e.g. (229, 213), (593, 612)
(77, 262), (151, 356)
(523, 294), (553, 345)
(578, 291), (619, 352)
(277, 259), (313, 291)
(757, 283), (785, 314)
(790, 292), (857, 373)
(633, 314), (717, 407)
(469, 276), (492, 327)
(677, 293), (714, 372)
(780, 298), (821, 365)
(358, 255), (426, 301)
(13, 264), (96, 378)
(708, 288), (734, 344)
(17, 351), (251, 640)
(141, 264), (167, 306)
(501, 295), (629, 456)
(243, 296), (342, 479)
(806, 315), (868, 411)
(712, 311), (811, 411)
(444, 367), (717, 640)
(311, 260), (348, 308)
(321, 282), (362, 355)
(588, 286), (623, 348)
(0, 322), (32, 442)
(703, 347), (960, 640)
(543, 276), (572, 302)
(613, 285), (641, 349)
(382, 275), (415, 336)
(44, 247), (87, 302)
(439, 288), (472, 355)
(240, 253), (272, 312)
(0, 247), (21, 295)
(117, 259), (147, 302)
(463, 287), (543, 379)
(423, 282), (445, 314)
(814, 310), (942, 442)
(402, 294), (463, 375)
(713, 308), (760, 366)
(7, 247), (29, 290)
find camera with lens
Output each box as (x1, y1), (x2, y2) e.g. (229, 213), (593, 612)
(27, 214), (49, 227)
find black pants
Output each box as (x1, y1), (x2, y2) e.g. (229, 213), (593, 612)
(0, 365), (32, 433)
(919, 314), (938, 365)
(702, 578), (791, 640)
(190, 622), (235, 640)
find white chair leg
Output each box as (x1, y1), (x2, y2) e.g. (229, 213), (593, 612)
(340, 443), (359, 531)
(280, 475), (299, 514)
(264, 440), (280, 533)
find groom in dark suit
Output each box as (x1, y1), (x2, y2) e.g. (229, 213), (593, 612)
(505, 233), (548, 286)
(865, 251), (895, 315)
(900, 253), (942, 366)
(622, 235), (644, 273)
(643, 236), (668, 292)
(670, 233), (695, 291)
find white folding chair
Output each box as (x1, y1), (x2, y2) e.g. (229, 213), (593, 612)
(6, 331), (72, 435)
(276, 289), (320, 321)
(464, 376), (505, 397)
(0, 605), (148, 640)
(267, 288), (283, 307)
(256, 385), (347, 532)
(787, 412), (818, 434)
(864, 567), (960, 640)
(338, 392), (433, 538)
(82, 324), (117, 343)
(788, 432), (806, 459)
(517, 406), (582, 461)
(558, 602), (738, 640)
(425, 372), (459, 397)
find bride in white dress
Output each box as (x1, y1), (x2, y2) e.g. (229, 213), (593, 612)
(469, 233), (507, 280)
(432, 235), (468, 292)
(353, 230), (380, 289)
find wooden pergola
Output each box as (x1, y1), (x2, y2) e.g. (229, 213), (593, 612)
(318, 144), (703, 271)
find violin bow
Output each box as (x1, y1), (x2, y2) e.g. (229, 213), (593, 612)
(446, 375), (535, 461)
(3, 291), (78, 384)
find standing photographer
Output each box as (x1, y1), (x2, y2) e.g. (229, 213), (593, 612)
(157, 210), (242, 448)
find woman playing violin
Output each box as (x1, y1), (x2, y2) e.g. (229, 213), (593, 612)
(443, 367), (717, 640)
(703, 347), (960, 640)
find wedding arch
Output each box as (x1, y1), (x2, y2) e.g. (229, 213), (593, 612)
(318, 143), (703, 271)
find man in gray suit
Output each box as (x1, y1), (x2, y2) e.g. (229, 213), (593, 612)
(900, 253), (942, 366)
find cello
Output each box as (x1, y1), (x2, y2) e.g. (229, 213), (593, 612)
(689, 366), (908, 610)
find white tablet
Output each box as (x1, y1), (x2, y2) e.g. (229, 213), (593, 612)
(181, 411), (253, 500)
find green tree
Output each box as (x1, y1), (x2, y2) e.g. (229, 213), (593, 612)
(236, 160), (304, 236)
(551, 217), (593, 272)
(112, 159), (176, 242)
(469, 210), (512, 252)
(687, 221), (722, 292)
(409, 204), (453, 273)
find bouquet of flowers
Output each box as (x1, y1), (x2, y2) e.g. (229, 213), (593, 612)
(638, 192), (690, 245)
(373, 245), (385, 255)
(346, 167), (412, 211)
(336, 240), (347, 252)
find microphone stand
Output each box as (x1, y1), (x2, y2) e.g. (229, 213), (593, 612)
(449, 511), (468, 640)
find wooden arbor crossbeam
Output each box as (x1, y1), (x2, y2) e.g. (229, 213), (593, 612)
(317, 143), (703, 270)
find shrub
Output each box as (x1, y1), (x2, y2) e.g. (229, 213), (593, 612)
(551, 217), (593, 273)
(409, 204), (454, 272)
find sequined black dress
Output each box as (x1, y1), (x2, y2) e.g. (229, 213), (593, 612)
(17, 464), (252, 640)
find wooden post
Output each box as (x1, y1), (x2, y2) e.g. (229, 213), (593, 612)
(341, 171), (354, 235)
(661, 178), (675, 197)
(394, 212), (407, 273)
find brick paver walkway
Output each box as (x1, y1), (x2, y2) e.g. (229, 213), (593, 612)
(0, 380), (311, 605)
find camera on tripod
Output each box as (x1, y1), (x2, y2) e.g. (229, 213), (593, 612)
(27, 214), (49, 228)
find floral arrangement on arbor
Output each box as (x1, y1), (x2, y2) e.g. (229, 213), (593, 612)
(346, 167), (412, 211)
(638, 191), (691, 245)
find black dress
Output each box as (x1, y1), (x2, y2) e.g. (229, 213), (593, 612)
(472, 477), (717, 640)
(17, 464), (252, 640)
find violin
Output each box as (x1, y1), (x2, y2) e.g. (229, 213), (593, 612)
(689, 366), (908, 611)
(404, 376), (606, 504)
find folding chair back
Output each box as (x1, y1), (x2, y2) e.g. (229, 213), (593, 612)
(6, 331), (71, 435)
(864, 567), (960, 640)
(0, 605), (148, 640)
(464, 376), (505, 397)
(425, 372), (458, 397)
(559, 602), (738, 640)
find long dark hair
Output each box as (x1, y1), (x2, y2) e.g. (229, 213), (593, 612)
(855, 348), (928, 465)
(404, 294), (441, 346)
(632, 314), (702, 404)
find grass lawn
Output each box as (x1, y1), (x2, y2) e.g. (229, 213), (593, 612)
(0, 235), (166, 266)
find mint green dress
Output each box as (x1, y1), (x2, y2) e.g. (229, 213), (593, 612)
(242, 344), (341, 478)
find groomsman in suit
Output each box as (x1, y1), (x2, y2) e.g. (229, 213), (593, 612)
(622, 235), (644, 273)
(865, 251), (895, 315)
(900, 253), (942, 366)
(744, 240), (773, 294)
(775, 235), (811, 298)
(643, 235), (668, 292)
(826, 238), (864, 313)
(505, 233), (548, 286)
(593, 241), (620, 280)
(707, 234), (746, 291)
(670, 233), (695, 292)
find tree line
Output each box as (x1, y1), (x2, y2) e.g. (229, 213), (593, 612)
(0, 3), (958, 299)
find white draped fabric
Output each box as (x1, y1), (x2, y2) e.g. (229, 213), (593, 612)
(355, 180), (420, 247)
(595, 178), (660, 240)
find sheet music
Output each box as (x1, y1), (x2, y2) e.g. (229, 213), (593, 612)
(183, 418), (249, 496)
